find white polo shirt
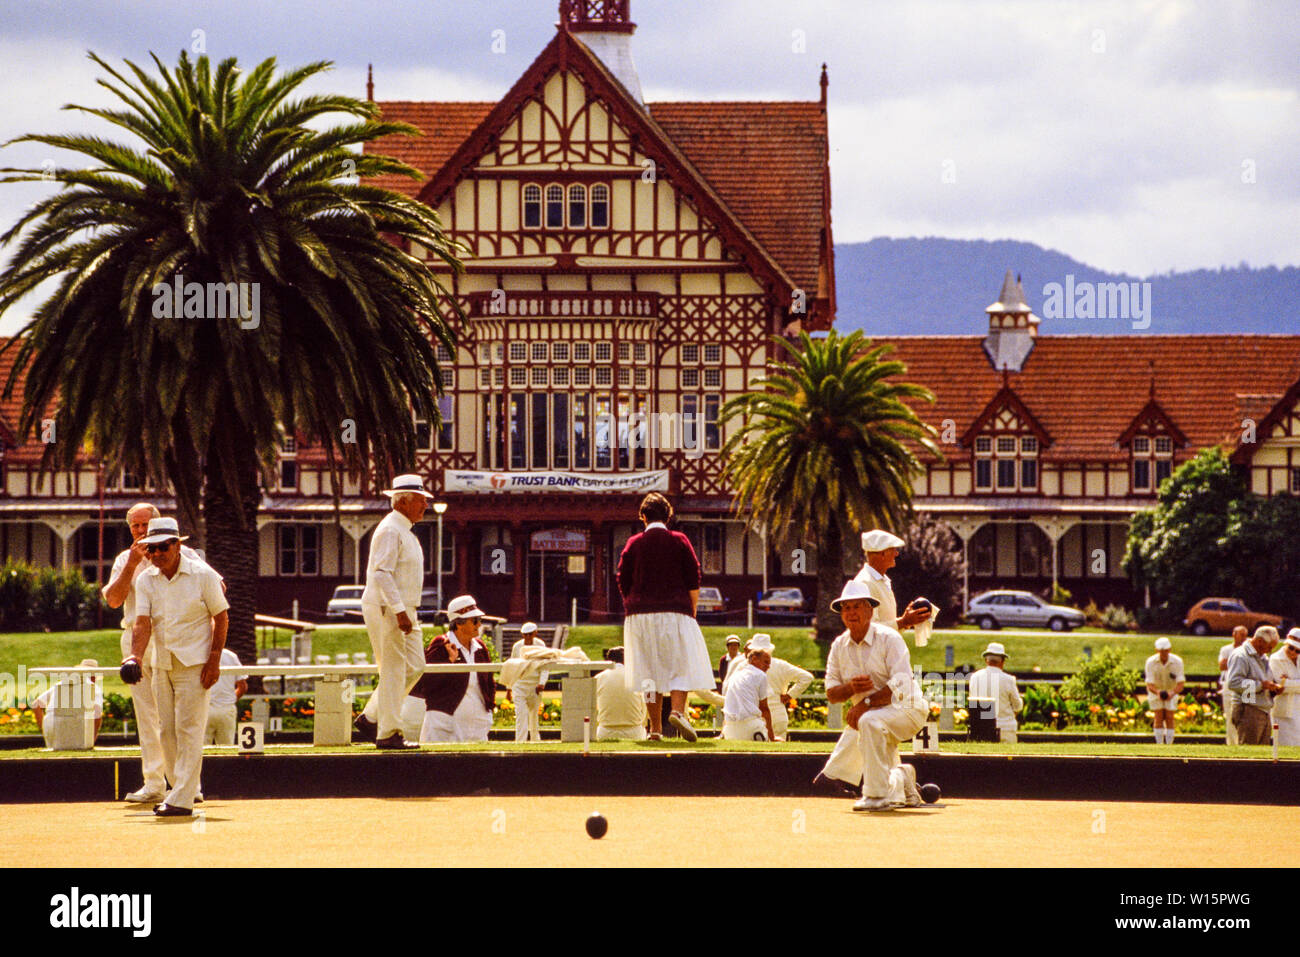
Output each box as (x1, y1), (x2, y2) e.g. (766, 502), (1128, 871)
(208, 648), (247, 710)
(135, 554), (230, 669)
(105, 544), (206, 662)
(1144, 653), (1184, 695)
(596, 663), (647, 730)
(825, 622), (912, 705)
(724, 665), (770, 721)
(361, 510), (424, 615)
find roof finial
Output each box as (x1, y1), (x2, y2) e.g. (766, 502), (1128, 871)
(366, 63), (373, 102)
(819, 63), (828, 107)
(1148, 359), (1156, 399)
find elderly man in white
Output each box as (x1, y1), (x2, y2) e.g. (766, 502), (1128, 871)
(103, 503), (214, 803)
(814, 580), (928, 811)
(1269, 629), (1300, 746)
(596, 646), (648, 740)
(722, 646), (775, 741)
(1145, 637), (1185, 744)
(967, 642), (1023, 743)
(853, 529), (933, 635)
(508, 622), (549, 742)
(121, 517), (229, 817)
(744, 633), (813, 742)
(204, 647), (248, 745)
(354, 474), (432, 750)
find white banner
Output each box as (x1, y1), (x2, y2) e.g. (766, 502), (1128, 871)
(444, 469), (670, 494)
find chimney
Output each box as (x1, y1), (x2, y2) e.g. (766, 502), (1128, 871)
(559, 0), (644, 106)
(982, 269), (1040, 372)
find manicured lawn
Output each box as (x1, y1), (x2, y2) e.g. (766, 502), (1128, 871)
(0, 740), (1294, 760)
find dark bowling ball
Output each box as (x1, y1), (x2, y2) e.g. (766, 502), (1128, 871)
(586, 812), (608, 839)
(913, 597), (931, 610)
(919, 783), (941, 804)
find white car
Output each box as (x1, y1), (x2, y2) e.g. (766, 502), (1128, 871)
(965, 590), (1086, 632)
(325, 585), (365, 620)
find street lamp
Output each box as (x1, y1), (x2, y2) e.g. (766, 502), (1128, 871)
(433, 501), (448, 610)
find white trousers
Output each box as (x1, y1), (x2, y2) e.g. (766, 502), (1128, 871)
(360, 605), (424, 739)
(512, 681), (542, 742)
(770, 701), (789, 741)
(121, 631), (168, 792)
(204, 706), (237, 745)
(421, 694), (493, 743)
(722, 716), (768, 741)
(821, 704), (926, 799)
(1276, 713), (1300, 746)
(596, 725), (647, 741)
(1223, 690), (1239, 745)
(152, 655), (208, 810)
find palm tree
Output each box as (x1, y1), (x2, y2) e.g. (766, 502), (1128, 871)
(0, 52), (464, 664)
(721, 331), (939, 643)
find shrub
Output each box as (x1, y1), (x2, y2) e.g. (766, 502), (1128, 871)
(1060, 647), (1139, 706)
(1101, 604), (1136, 632)
(1049, 582), (1073, 607)
(1081, 599), (1103, 627)
(0, 560), (100, 631)
(0, 559), (36, 630)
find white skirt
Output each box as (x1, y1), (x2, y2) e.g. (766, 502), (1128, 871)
(623, 611), (716, 695)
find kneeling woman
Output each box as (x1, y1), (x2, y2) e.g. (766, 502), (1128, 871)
(416, 595), (496, 743)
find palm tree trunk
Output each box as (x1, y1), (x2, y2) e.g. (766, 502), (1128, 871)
(814, 520), (845, 645)
(201, 429), (260, 670)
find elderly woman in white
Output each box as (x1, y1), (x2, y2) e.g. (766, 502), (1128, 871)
(1269, 630), (1300, 746)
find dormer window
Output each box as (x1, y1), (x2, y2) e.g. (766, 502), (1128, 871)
(591, 184), (609, 227)
(974, 432), (1037, 492)
(1132, 434), (1173, 492)
(545, 185), (564, 228)
(524, 182), (610, 230)
(523, 184), (542, 229)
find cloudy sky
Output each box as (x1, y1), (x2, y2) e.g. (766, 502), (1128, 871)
(1, 0), (1296, 333)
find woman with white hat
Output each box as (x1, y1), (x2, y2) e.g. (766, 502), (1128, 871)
(1269, 629), (1300, 746)
(616, 493), (715, 741)
(416, 595), (496, 743)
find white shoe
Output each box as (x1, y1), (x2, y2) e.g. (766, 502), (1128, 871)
(899, 763), (923, 807)
(853, 796), (895, 812)
(668, 711), (698, 743)
(124, 788), (165, 803)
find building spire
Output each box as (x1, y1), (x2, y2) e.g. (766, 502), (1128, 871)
(558, 0), (635, 33)
(820, 63), (828, 107)
(366, 63), (373, 101)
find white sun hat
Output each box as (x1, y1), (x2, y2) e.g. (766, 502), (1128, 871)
(520, 622), (538, 635)
(380, 473), (436, 499)
(1154, 637), (1172, 651)
(139, 517), (189, 545)
(446, 594), (485, 624)
(829, 579), (880, 612)
(749, 634), (775, 653)
(981, 642), (1008, 658)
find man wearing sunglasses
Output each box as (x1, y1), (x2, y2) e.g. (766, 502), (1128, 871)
(103, 503), (212, 804)
(120, 517), (229, 817)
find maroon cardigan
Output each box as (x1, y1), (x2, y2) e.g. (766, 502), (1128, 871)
(414, 635), (496, 715)
(617, 525), (701, 617)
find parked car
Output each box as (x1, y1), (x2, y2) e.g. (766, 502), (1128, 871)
(757, 587), (809, 619)
(965, 590), (1086, 632)
(696, 586), (726, 616)
(417, 587), (442, 617)
(325, 585), (365, 620)
(1183, 598), (1284, 636)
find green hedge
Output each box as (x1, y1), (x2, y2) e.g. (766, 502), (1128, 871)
(0, 559), (103, 631)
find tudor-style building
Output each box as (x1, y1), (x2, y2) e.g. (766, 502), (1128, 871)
(877, 271), (1300, 610)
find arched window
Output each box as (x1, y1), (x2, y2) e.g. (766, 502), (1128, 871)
(522, 184), (541, 229)
(545, 185), (564, 228)
(568, 184), (586, 228)
(590, 183), (609, 228)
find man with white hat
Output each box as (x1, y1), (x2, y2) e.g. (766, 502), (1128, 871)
(508, 621), (548, 742)
(121, 517), (229, 816)
(415, 595), (496, 742)
(354, 474), (432, 750)
(1268, 629), (1300, 746)
(1226, 626), (1285, 745)
(1144, 638), (1185, 744)
(103, 503), (213, 802)
(966, 642), (1023, 743)
(854, 529), (932, 634)
(748, 633), (814, 742)
(722, 645), (774, 741)
(32, 660), (103, 748)
(813, 579), (928, 811)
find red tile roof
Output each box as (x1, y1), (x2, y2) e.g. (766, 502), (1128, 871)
(873, 334), (1300, 462)
(366, 97), (830, 297)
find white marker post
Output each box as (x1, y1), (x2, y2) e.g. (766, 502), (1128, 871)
(1273, 721), (1279, 762)
(583, 716), (590, 755)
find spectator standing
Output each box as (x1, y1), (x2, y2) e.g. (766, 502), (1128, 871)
(617, 493), (714, 742)
(1226, 626), (1285, 745)
(1269, 629), (1300, 746)
(1219, 626), (1249, 745)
